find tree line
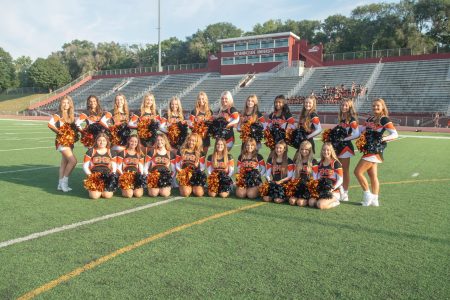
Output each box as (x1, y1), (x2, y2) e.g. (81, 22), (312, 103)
(0, 0), (448, 92)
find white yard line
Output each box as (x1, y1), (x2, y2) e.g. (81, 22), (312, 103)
(0, 196), (184, 249)
(0, 146), (54, 152)
(0, 163), (82, 174)
(398, 135), (450, 140)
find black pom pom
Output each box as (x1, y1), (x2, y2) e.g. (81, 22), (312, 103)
(268, 181), (285, 199)
(365, 130), (387, 154)
(208, 117), (231, 139)
(117, 123), (131, 146)
(271, 125), (286, 144)
(102, 172), (119, 192)
(218, 172), (233, 193)
(190, 168), (207, 187)
(250, 123), (264, 142)
(287, 127), (308, 149)
(328, 125), (348, 154)
(317, 177), (334, 199)
(157, 168), (172, 188)
(244, 169), (262, 188)
(134, 173), (148, 189)
(294, 180), (311, 199)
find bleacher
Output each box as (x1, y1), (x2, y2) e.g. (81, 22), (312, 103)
(360, 59), (450, 114)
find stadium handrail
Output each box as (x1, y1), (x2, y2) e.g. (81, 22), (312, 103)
(95, 62), (208, 77)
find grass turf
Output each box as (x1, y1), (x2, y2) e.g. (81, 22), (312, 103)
(0, 119), (449, 299)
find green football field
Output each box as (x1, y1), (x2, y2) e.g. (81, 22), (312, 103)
(0, 119), (449, 299)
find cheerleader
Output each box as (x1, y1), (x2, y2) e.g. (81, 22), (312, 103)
(337, 98), (360, 201)
(79, 95), (103, 126)
(48, 95), (79, 192)
(100, 93), (130, 152)
(288, 140), (318, 207)
(161, 96), (187, 154)
(238, 94), (265, 148)
(216, 91), (239, 150)
(189, 91), (213, 155)
(144, 133), (174, 197)
(116, 135), (145, 198)
(298, 95), (322, 153)
(265, 94), (295, 130)
(82, 133), (117, 199)
(206, 138), (234, 198)
(264, 140), (295, 203)
(176, 133), (206, 197)
(235, 138), (266, 199)
(309, 142), (343, 209)
(128, 93), (161, 151)
(354, 98), (398, 207)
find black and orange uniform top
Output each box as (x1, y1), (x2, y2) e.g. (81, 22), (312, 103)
(83, 148), (117, 175)
(265, 157), (295, 182)
(100, 111), (129, 127)
(361, 116), (398, 163)
(266, 111), (295, 130)
(128, 112), (161, 129)
(337, 116), (360, 157)
(116, 150), (144, 174)
(78, 110), (103, 127)
(296, 158), (319, 181)
(215, 106), (240, 145)
(144, 149), (174, 172)
(48, 114), (81, 150)
(160, 113), (184, 133)
(175, 150), (206, 172)
(237, 153), (266, 176)
(239, 111), (265, 127)
(206, 154), (234, 177)
(298, 112), (322, 152)
(314, 159), (343, 192)
(189, 108), (213, 148)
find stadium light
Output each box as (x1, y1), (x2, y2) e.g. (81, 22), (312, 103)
(158, 0), (162, 73)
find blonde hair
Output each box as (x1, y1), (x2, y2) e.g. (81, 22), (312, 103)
(155, 133), (172, 152)
(338, 98), (357, 123)
(372, 98), (389, 125)
(194, 91), (212, 118)
(167, 96), (184, 120)
(269, 140), (289, 178)
(295, 140), (314, 177)
(220, 91), (234, 111)
(241, 94), (260, 123)
(299, 95), (317, 131)
(140, 93), (157, 116)
(212, 138), (229, 169)
(113, 93), (129, 121)
(180, 133), (203, 162)
(241, 138), (258, 160)
(59, 95), (75, 123)
(320, 142), (340, 163)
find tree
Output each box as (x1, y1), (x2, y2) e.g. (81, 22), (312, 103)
(28, 57), (71, 91)
(0, 47), (16, 91)
(14, 56), (33, 87)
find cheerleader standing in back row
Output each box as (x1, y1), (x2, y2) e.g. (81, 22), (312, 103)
(78, 95), (103, 127)
(189, 91), (213, 155)
(235, 138), (266, 199)
(311, 142), (343, 210)
(100, 93), (130, 152)
(206, 138), (235, 198)
(216, 91), (239, 150)
(161, 96), (186, 155)
(264, 140), (295, 204)
(116, 135), (144, 198)
(238, 94), (265, 148)
(354, 98), (398, 207)
(265, 94), (295, 130)
(298, 95), (322, 153)
(48, 95), (80, 192)
(336, 98), (360, 201)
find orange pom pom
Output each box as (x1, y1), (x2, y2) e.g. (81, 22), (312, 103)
(259, 181), (269, 197)
(239, 122), (252, 144)
(283, 178), (300, 198)
(167, 123), (181, 147)
(137, 117), (152, 139)
(322, 129), (331, 142)
(84, 172), (105, 191)
(176, 167), (193, 186)
(264, 128), (275, 150)
(235, 171), (246, 188)
(192, 121), (208, 139)
(356, 132), (367, 153)
(119, 172), (136, 190)
(147, 169), (160, 188)
(207, 171), (220, 194)
(307, 179), (319, 199)
(56, 123), (78, 147)
(110, 125), (121, 146)
(80, 131), (95, 148)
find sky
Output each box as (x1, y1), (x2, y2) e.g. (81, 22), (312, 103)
(0, 0), (399, 60)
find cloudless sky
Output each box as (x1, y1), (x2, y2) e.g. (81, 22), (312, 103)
(0, 0), (399, 60)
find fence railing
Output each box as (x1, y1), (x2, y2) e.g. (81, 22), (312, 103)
(95, 63), (208, 76)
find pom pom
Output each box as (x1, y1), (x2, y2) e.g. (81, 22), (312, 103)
(119, 172), (136, 190)
(158, 168), (172, 188)
(259, 181), (269, 196)
(207, 171), (220, 194)
(168, 122), (189, 148)
(356, 130), (386, 155)
(286, 127), (308, 149)
(218, 172), (233, 193)
(268, 181), (285, 199)
(192, 121), (209, 139)
(102, 172), (119, 192)
(264, 125), (286, 150)
(56, 123), (79, 147)
(176, 167), (193, 186)
(208, 117), (230, 139)
(321, 129), (331, 143)
(236, 169), (262, 188)
(134, 173), (147, 189)
(307, 179), (319, 199)
(83, 172), (105, 191)
(147, 169), (160, 188)
(190, 168), (207, 187)
(111, 123), (131, 146)
(317, 177), (334, 199)
(323, 125), (348, 154)
(138, 117), (159, 145)
(81, 123), (110, 148)
(283, 178), (300, 198)
(240, 122), (264, 143)
(294, 179), (311, 199)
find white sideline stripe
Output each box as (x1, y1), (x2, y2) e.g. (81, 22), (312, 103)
(3, 137), (53, 141)
(0, 146), (53, 152)
(0, 119), (47, 122)
(399, 135), (450, 140)
(0, 163), (82, 174)
(0, 196), (184, 249)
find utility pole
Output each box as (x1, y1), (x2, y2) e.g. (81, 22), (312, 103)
(158, 0), (162, 72)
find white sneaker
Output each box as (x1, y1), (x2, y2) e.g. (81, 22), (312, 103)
(61, 177), (72, 192)
(340, 191), (349, 202)
(370, 196), (379, 207)
(57, 179), (62, 191)
(361, 192), (373, 206)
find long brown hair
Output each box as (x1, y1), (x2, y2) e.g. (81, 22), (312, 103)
(320, 142), (340, 163)
(180, 133), (203, 161)
(241, 138), (258, 160)
(155, 133), (171, 152)
(295, 140), (314, 177)
(59, 95), (75, 123)
(126, 134), (143, 157)
(95, 133), (111, 149)
(167, 96), (184, 120)
(338, 98), (357, 123)
(86, 95), (102, 116)
(299, 95), (317, 131)
(241, 94), (260, 123)
(212, 138), (229, 168)
(113, 93), (129, 121)
(372, 98), (389, 125)
(194, 91), (211, 118)
(269, 140), (289, 177)
(140, 93), (157, 116)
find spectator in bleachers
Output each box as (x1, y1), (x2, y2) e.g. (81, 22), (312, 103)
(189, 91), (213, 155)
(216, 91), (239, 150)
(265, 94), (295, 130)
(298, 95), (322, 153)
(100, 93), (130, 152)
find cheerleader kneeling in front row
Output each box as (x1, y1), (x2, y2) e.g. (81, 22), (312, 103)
(117, 135), (145, 198)
(206, 138), (234, 198)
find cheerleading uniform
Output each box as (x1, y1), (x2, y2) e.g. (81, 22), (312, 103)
(266, 111), (295, 130)
(360, 116), (398, 163)
(298, 112), (322, 153)
(176, 150), (205, 171)
(189, 109), (213, 148)
(206, 154), (234, 177)
(83, 148), (117, 175)
(129, 113), (161, 148)
(296, 158), (319, 181)
(145, 149), (174, 173)
(265, 157), (295, 182)
(48, 114), (81, 152)
(116, 150), (144, 174)
(78, 111), (102, 127)
(238, 112), (265, 130)
(337, 117), (360, 158)
(216, 107), (239, 149)
(100, 111), (130, 152)
(160, 113), (184, 133)
(315, 160), (343, 197)
(237, 154), (266, 176)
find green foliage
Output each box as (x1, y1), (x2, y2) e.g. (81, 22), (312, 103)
(0, 47), (17, 91)
(14, 55), (33, 87)
(28, 57), (71, 91)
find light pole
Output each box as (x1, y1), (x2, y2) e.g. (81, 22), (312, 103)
(371, 41), (376, 58)
(158, 0), (162, 73)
